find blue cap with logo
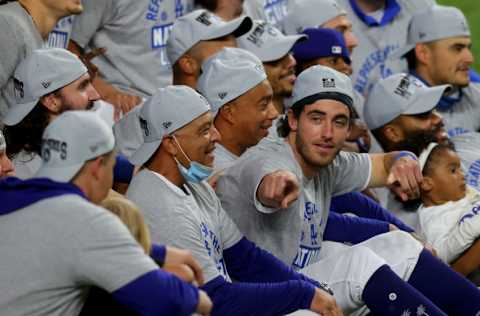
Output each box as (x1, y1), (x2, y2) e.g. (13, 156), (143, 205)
(292, 28), (350, 64)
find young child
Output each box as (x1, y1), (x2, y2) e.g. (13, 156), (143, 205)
(418, 142), (480, 270)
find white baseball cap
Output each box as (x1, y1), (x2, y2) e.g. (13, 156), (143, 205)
(0, 130), (5, 152)
(392, 5), (470, 59)
(290, 65), (354, 109)
(4, 48), (87, 126)
(113, 104), (144, 158)
(283, 0), (346, 35)
(363, 74), (451, 130)
(237, 20), (307, 62)
(197, 47), (267, 114)
(166, 9), (253, 65)
(35, 111), (115, 182)
(129, 86), (211, 165)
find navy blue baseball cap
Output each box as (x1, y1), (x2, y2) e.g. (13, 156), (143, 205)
(292, 28), (350, 64)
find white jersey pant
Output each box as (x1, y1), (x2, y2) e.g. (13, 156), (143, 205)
(287, 231), (423, 315)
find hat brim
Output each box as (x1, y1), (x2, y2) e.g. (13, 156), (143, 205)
(261, 34), (308, 62)
(203, 15), (252, 41)
(3, 99), (38, 126)
(35, 162), (85, 183)
(404, 84), (451, 115)
(128, 139), (162, 166)
(390, 44), (415, 60)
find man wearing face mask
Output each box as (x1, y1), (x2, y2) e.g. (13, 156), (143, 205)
(126, 85), (343, 316)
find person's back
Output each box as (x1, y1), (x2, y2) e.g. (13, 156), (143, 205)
(0, 190), (153, 315)
(0, 2), (44, 119)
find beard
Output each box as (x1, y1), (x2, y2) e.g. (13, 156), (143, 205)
(390, 129), (438, 157)
(295, 132), (341, 170)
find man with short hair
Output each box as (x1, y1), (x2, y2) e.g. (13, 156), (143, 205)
(282, 0), (358, 55)
(3, 48), (100, 179)
(216, 65), (480, 314)
(394, 5), (480, 138)
(126, 85), (343, 316)
(0, 0), (85, 120)
(0, 130), (14, 179)
(0, 110), (212, 316)
(336, 0), (433, 96)
(167, 9), (252, 88)
(237, 20), (305, 119)
(197, 47), (279, 171)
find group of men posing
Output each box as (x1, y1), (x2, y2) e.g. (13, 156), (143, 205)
(2, 0), (480, 315)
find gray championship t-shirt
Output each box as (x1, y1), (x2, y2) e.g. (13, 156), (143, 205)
(0, 2), (45, 121)
(70, 0), (194, 97)
(213, 143), (238, 172)
(451, 132), (480, 192)
(438, 83), (480, 138)
(126, 169), (243, 282)
(47, 16), (75, 49)
(0, 194), (157, 316)
(216, 137), (371, 269)
(337, 0), (434, 96)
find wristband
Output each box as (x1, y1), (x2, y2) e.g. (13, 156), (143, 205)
(393, 151), (417, 162)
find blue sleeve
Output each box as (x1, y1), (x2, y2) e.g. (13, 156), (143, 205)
(324, 211), (390, 244)
(331, 192), (414, 232)
(150, 244), (166, 266)
(112, 269), (199, 316)
(223, 237), (320, 287)
(201, 276), (315, 316)
(114, 154), (134, 183)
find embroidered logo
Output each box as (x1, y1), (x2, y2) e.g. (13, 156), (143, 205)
(162, 121), (172, 130)
(140, 117), (150, 136)
(418, 31), (427, 39)
(41, 81), (51, 89)
(332, 46), (342, 54)
(394, 76), (412, 99)
(195, 12), (212, 26)
(13, 78), (24, 99)
(322, 78), (335, 88)
(218, 92), (228, 100)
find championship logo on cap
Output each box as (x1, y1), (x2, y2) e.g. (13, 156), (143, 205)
(195, 11), (213, 26)
(322, 78), (336, 88)
(246, 21), (267, 47)
(394, 76), (413, 99)
(13, 78), (24, 99)
(139, 117), (150, 136)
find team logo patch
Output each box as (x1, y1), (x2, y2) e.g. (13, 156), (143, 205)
(246, 22), (266, 47)
(41, 138), (68, 161)
(162, 121), (172, 130)
(140, 117), (150, 136)
(41, 81), (52, 89)
(394, 76), (413, 99)
(331, 46), (342, 54)
(322, 78), (335, 88)
(13, 78), (24, 99)
(195, 12), (212, 26)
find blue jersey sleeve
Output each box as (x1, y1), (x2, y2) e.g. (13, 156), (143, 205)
(112, 269), (199, 316)
(201, 276), (315, 316)
(331, 192), (414, 232)
(223, 237), (320, 286)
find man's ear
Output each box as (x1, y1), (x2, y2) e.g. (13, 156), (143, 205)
(420, 176), (434, 192)
(415, 43), (431, 67)
(161, 137), (178, 156)
(218, 102), (235, 124)
(88, 156), (104, 181)
(40, 92), (61, 113)
(383, 124), (404, 144)
(287, 109), (298, 132)
(177, 55), (198, 76)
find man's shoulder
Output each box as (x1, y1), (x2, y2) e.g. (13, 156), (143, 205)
(396, 0), (433, 14)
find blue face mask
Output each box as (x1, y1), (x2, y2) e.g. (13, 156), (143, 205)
(173, 136), (213, 183)
(176, 159), (214, 183)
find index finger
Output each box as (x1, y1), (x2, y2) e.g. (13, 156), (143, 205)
(187, 256), (205, 286)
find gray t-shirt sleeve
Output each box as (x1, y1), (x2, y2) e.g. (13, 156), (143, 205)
(69, 209), (158, 292)
(149, 204), (222, 283)
(70, 0), (113, 48)
(0, 15), (22, 90)
(331, 151), (372, 196)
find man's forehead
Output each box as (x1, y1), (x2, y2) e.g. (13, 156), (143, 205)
(432, 35), (471, 47)
(305, 99), (350, 114)
(176, 111), (213, 134)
